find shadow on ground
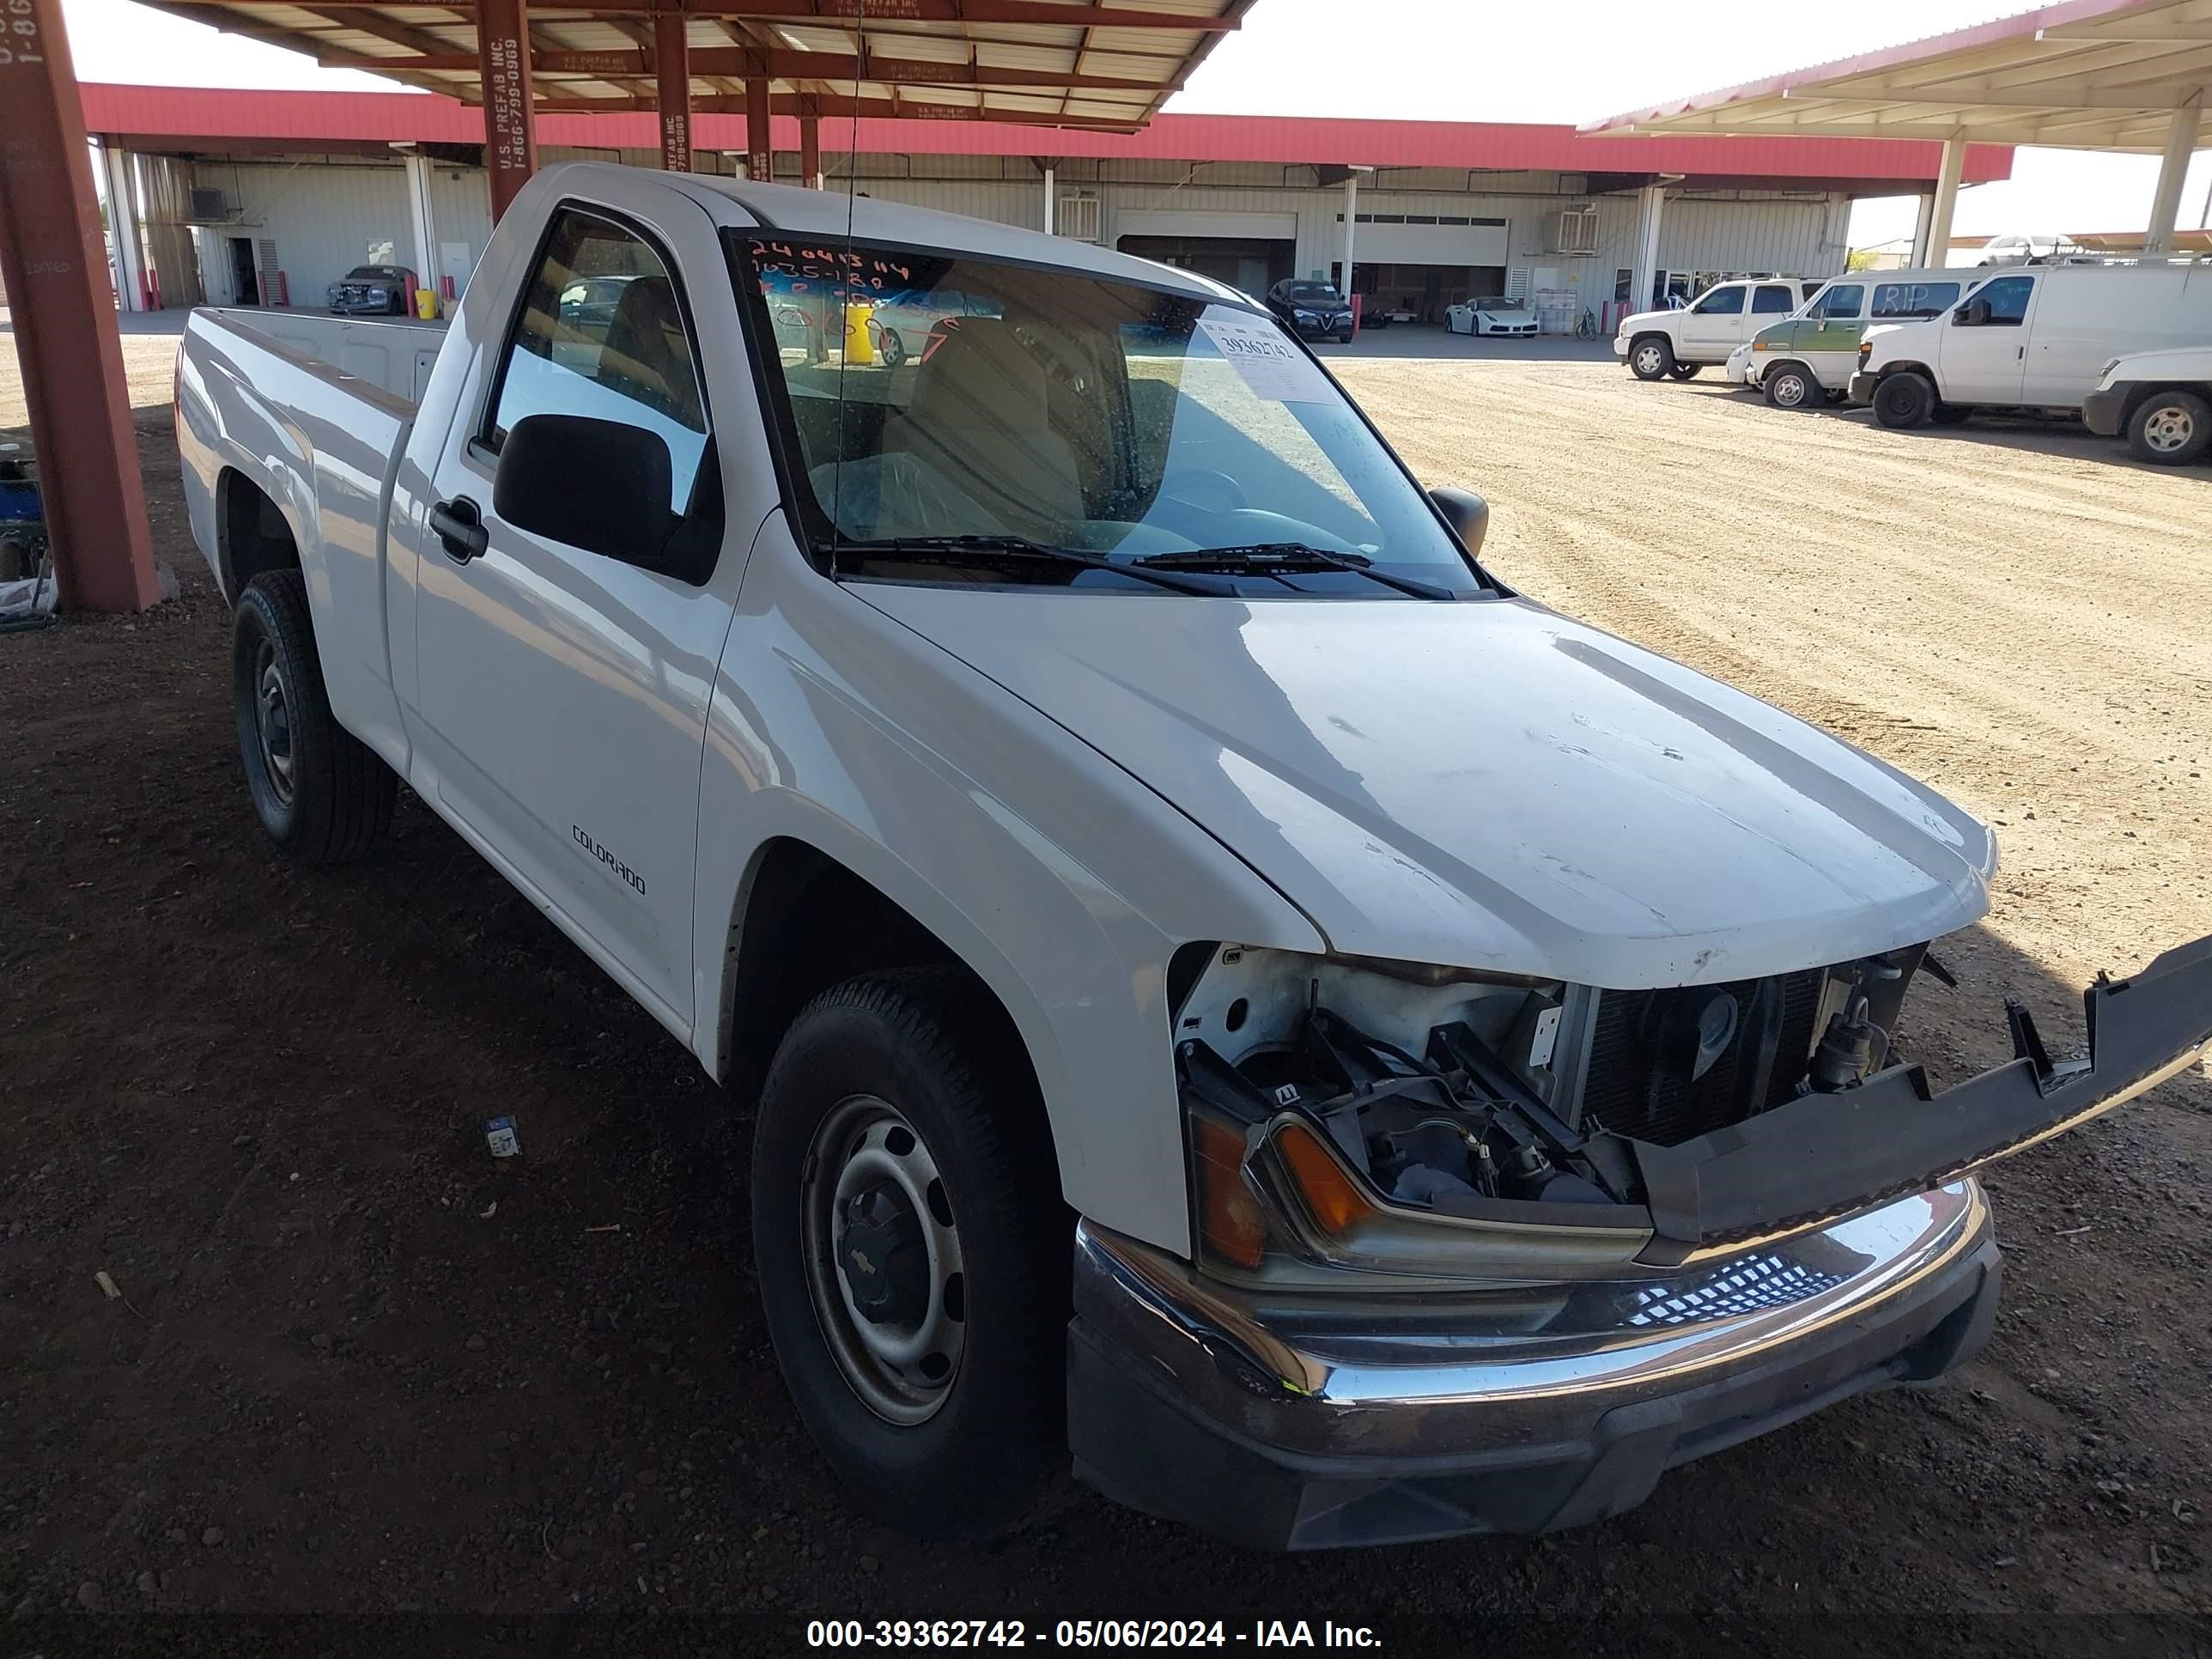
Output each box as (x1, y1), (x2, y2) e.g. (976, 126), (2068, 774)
(1, 413), (2209, 1658)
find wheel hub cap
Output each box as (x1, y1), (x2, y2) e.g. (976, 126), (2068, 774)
(254, 644), (295, 805)
(803, 1096), (966, 1425)
(838, 1181), (929, 1327)
(1778, 377), (1805, 404)
(1635, 346), (1661, 373)
(2146, 407), (2193, 452)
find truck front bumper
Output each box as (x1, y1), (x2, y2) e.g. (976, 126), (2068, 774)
(2082, 386), (2128, 437)
(1069, 1183), (1998, 1551)
(1847, 370), (1880, 406)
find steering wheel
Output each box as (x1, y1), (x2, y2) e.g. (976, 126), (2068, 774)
(1158, 469), (1249, 514)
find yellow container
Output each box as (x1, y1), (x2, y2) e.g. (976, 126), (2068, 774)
(843, 300), (874, 366)
(415, 287), (439, 321)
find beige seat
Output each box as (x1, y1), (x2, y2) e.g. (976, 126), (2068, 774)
(884, 320), (1084, 539)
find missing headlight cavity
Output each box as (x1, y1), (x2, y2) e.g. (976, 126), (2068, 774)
(1176, 945), (1931, 1222)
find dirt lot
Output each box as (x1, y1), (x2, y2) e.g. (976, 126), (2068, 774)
(3, 320), (2210, 1655)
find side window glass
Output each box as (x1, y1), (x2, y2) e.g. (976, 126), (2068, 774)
(485, 207), (708, 515)
(1814, 283), (1864, 319)
(1753, 285), (1795, 314)
(1871, 281), (1961, 319)
(1960, 275), (2033, 326)
(1693, 285), (1745, 315)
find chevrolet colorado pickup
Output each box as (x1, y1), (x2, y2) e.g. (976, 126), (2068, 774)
(175, 163), (2212, 1552)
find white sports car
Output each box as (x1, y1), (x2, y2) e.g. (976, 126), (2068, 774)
(1445, 297), (1540, 337)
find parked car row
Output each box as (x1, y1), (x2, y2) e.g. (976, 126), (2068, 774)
(1620, 264), (2212, 465)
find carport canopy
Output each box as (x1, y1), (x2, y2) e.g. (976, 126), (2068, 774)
(0, 0), (1251, 616)
(1582, 0), (2212, 263)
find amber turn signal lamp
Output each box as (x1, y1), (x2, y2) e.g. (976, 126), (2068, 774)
(1193, 1114), (1267, 1270)
(1275, 1121), (1375, 1237)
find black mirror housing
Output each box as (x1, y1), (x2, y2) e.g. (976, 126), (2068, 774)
(494, 413), (678, 568)
(1430, 486), (1490, 556)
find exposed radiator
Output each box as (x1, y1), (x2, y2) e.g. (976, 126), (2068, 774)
(1578, 969), (1827, 1146)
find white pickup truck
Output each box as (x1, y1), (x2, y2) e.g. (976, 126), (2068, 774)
(175, 162), (2212, 1552)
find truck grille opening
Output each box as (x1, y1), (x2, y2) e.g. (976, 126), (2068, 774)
(1578, 969), (1827, 1146)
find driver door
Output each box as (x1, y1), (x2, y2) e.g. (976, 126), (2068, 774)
(1939, 273), (2037, 404)
(408, 199), (735, 1030)
(1679, 283), (1747, 359)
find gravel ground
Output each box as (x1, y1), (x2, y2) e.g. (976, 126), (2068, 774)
(3, 323), (2209, 1656)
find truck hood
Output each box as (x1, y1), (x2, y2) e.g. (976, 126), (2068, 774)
(1617, 307), (1675, 334)
(858, 588), (1995, 988)
(2106, 344), (2212, 380)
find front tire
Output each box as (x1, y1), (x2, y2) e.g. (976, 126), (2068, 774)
(752, 967), (1068, 1540)
(1874, 371), (1936, 429)
(231, 570), (396, 862)
(1763, 362), (1818, 410)
(2127, 390), (2211, 465)
(1629, 336), (1674, 380)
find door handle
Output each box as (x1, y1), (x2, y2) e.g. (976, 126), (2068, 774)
(429, 496), (488, 563)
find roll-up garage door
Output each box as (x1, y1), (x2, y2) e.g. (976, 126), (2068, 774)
(1352, 220), (1510, 265)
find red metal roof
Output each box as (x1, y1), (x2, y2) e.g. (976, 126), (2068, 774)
(78, 83), (2012, 184)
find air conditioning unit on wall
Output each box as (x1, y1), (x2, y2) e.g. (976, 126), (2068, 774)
(1552, 204), (1597, 256)
(187, 187), (236, 224)
(1055, 193), (1101, 243)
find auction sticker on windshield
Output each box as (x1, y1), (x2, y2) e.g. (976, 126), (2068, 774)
(1196, 315), (1334, 404)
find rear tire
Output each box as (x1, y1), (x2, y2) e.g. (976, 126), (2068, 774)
(1629, 337), (1674, 380)
(1762, 363), (1818, 410)
(2126, 389), (2211, 465)
(231, 569), (396, 863)
(1667, 362), (1701, 380)
(752, 966), (1069, 1540)
(875, 327), (907, 369)
(1873, 371), (1936, 430)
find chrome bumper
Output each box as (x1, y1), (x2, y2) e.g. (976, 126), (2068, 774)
(1067, 1182), (1998, 1549)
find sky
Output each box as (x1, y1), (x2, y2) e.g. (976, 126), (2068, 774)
(59, 0), (2212, 249)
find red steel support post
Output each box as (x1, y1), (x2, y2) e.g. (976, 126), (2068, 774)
(799, 104), (822, 191)
(654, 9), (691, 173)
(477, 0), (538, 220)
(745, 75), (772, 183)
(0, 0), (159, 611)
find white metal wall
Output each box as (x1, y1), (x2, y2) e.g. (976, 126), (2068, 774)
(181, 152), (1852, 319)
(186, 159), (495, 307)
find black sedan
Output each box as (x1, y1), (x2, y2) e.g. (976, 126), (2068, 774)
(1264, 278), (1354, 343)
(327, 265), (413, 316)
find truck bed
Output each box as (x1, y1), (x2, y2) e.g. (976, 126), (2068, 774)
(197, 308), (447, 406)
(176, 305), (424, 772)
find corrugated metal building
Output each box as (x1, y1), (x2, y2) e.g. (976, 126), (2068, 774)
(82, 85), (2009, 327)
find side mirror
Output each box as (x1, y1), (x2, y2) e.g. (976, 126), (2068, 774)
(494, 413), (677, 565)
(1430, 486), (1489, 556)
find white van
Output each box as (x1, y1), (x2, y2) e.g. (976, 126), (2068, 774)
(1848, 264), (2212, 428)
(1725, 270), (1990, 408)
(1613, 277), (1826, 380)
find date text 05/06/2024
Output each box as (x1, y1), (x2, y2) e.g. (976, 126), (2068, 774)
(805, 1620), (1383, 1649)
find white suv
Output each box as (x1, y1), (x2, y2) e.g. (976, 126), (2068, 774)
(1615, 278), (1821, 380)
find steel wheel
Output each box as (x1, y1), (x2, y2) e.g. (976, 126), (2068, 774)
(803, 1093), (967, 1426)
(2142, 402), (2195, 455)
(1767, 368), (1811, 409)
(253, 639), (297, 808)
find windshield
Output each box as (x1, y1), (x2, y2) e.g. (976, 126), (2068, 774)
(738, 235), (1481, 599)
(1281, 283), (1345, 303)
(1480, 297), (1525, 312)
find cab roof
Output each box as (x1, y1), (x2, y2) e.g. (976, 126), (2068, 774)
(653, 167), (1255, 310)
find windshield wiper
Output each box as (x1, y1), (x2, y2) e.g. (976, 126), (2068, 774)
(1133, 543), (1461, 601)
(833, 534), (1233, 597)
